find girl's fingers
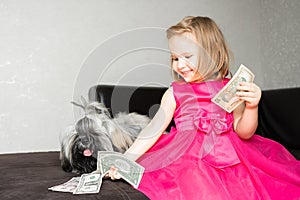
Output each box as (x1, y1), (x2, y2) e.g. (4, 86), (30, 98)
(237, 83), (261, 97)
(236, 82), (255, 92)
(104, 173), (110, 178)
(238, 96), (257, 103)
(109, 166), (121, 180)
(236, 82), (261, 107)
(238, 94), (260, 107)
(236, 91), (256, 98)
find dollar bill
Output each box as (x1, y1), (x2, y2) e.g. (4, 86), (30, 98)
(98, 151), (144, 188)
(49, 172), (103, 194)
(97, 150), (114, 172)
(72, 173), (102, 194)
(211, 64), (255, 113)
(48, 177), (80, 193)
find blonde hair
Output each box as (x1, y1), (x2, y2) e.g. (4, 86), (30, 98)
(166, 16), (232, 81)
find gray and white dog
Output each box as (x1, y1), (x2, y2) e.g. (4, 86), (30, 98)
(60, 99), (150, 174)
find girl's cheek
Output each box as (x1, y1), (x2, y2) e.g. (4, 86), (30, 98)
(188, 61), (198, 70)
(188, 57), (198, 68)
(172, 63), (179, 72)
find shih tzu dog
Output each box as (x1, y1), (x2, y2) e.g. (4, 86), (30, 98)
(60, 98), (150, 174)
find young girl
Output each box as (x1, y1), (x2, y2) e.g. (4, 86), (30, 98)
(109, 16), (300, 199)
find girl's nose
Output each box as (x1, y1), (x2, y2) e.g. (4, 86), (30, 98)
(177, 58), (186, 69)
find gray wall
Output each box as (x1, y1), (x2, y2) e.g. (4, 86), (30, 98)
(260, 0), (300, 89)
(0, 0), (299, 153)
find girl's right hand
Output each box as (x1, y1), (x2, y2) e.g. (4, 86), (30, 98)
(236, 82), (261, 109)
(107, 166), (121, 180)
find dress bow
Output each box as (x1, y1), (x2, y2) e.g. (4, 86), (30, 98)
(194, 111), (240, 169)
(194, 112), (231, 134)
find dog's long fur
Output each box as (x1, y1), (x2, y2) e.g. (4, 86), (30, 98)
(60, 101), (150, 174)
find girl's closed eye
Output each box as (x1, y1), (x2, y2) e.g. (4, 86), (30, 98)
(171, 55), (192, 62)
(172, 57), (179, 62)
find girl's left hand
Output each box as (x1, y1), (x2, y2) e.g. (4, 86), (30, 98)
(106, 166), (121, 180)
(236, 82), (261, 109)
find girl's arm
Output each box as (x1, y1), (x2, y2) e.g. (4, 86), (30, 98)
(124, 87), (176, 161)
(233, 82), (262, 139)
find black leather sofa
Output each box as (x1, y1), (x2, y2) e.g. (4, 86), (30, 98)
(0, 84), (299, 200)
(89, 84), (300, 159)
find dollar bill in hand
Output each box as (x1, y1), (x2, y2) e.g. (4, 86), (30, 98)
(97, 150), (114, 171)
(98, 151), (144, 188)
(212, 64), (255, 113)
(73, 173), (102, 194)
(48, 177), (80, 193)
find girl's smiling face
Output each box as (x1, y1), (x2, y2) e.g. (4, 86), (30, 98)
(168, 32), (202, 82)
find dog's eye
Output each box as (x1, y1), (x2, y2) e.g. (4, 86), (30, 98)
(95, 108), (103, 114)
(80, 138), (89, 145)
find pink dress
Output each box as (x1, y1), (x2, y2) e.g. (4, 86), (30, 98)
(136, 79), (300, 200)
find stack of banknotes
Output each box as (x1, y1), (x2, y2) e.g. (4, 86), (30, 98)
(48, 173), (103, 194)
(48, 151), (144, 194)
(212, 64), (255, 113)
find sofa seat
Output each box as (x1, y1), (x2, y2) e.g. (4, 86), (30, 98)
(0, 152), (149, 200)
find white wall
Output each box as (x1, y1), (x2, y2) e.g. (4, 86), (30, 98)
(0, 0), (298, 154)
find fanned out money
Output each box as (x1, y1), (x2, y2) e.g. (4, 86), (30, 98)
(72, 173), (103, 194)
(212, 64), (255, 113)
(48, 151), (144, 194)
(48, 177), (80, 193)
(98, 151), (145, 188)
(48, 173), (103, 194)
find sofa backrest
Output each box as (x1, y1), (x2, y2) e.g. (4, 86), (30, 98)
(89, 85), (300, 149)
(89, 85), (167, 118)
(256, 87), (300, 149)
